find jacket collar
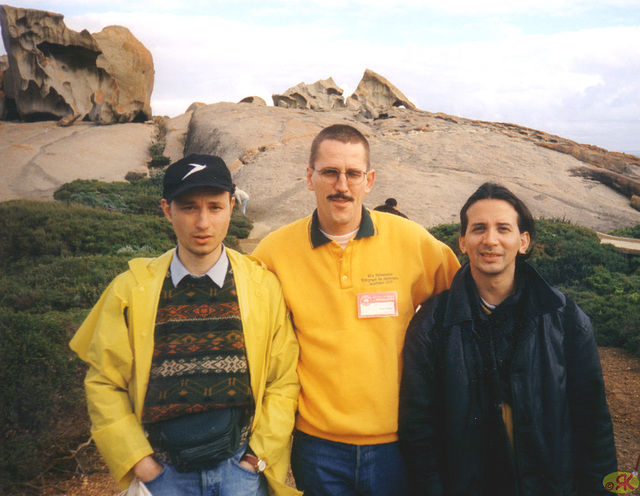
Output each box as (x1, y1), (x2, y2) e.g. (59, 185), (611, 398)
(309, 206), (375, 248)
(442, 261), (564, 328)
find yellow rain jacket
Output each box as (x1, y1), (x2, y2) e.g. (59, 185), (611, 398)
(70, 248), (301, 496)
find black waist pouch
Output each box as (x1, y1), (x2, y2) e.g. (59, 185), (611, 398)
(149, 407), (243, 472)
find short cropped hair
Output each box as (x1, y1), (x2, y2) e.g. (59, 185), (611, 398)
(460, 182), (536, 259)
(309, 124), (371, 170)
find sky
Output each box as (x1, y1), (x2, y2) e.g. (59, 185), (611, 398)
(1, 1), (639, 153)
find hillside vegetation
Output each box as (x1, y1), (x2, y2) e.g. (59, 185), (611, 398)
(1, 174), (638, 493)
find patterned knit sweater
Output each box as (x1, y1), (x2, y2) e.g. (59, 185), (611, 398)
(142, 268), (254, 440)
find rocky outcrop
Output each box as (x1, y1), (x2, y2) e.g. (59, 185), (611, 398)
(271, 69), (417, 120)
(480, 121), (640, 208)
(239, 96), (266, 106)
(632, 195), (640, 213)
(0, 5), (153, 125)
(0, 120), (153, 201)
(348, 69), (417, 119)
(177, 101), (640, 234)
(273, 77), (345, 110)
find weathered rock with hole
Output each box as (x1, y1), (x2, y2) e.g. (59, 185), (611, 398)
(0, 5), (153, 125)
(348, 68), (417, 119)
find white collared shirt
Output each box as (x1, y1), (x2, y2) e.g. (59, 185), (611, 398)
(169, 245), (229, 288)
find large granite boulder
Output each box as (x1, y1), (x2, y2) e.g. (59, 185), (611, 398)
(0, 5), (153, 125)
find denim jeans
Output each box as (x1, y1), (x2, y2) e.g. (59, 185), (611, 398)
(141, 443), (268, 496)
(291, 430), (408, 496)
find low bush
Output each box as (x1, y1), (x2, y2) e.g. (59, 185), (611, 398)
(0, 200), (175, 268)
(148, 140), (171, 169)
(609, 224), (640, 239)
(0, 310), (85, 484)
(54, 173), (165, 216)
(531, 219), (629, 285)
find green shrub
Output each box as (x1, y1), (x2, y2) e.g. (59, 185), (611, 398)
(0, 310), (85, 483)
(0, 200), (176, 267)
(229, 209), (253, 241)
(54, 174), (165, 216)
(429, 223), (464, 260)
(609, 224), (640, 239)
(0, 254), (140, 312)
(148, 141), (171, 169)
(530, 219), (629, 285)
(569, 289), (640, 352)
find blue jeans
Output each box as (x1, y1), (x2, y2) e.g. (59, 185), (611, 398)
(240, 198), (249, 215)
(141, 443), (268, 496)
(291, 430), (408, 496)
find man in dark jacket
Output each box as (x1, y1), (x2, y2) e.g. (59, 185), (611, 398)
(398, 182), (616, 495)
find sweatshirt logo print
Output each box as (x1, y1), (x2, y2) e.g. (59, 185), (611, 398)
(182, 163), (207, 180)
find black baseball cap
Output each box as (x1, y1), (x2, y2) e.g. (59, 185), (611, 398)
(163, 154), (234, 202)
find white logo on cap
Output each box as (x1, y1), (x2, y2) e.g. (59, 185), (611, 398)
(182, 163), (207, 180)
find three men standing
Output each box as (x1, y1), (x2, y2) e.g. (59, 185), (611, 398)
(70, 154), (301, 496)
(399, 182), (617, 495)
(71, 129), (617, 496)
(253, 124), (460, 495)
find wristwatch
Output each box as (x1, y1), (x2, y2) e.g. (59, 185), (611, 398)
(242, 453), (267, 473)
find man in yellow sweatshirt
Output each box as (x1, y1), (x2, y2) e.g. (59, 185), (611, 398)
(253, 124), (460, 496)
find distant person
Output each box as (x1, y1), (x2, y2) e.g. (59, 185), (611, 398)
(70, 154), (301, 496)
(234, 188), (250, 215)
(399, 182), (617, 496)
(374, 197), (408, 218)
(253, 124), (460, 496)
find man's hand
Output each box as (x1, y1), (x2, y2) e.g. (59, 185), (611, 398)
(239, 458), (257, 471)
(133, 455), (163, 482)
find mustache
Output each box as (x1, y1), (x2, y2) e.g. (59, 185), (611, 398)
(327, 193), (353, 201)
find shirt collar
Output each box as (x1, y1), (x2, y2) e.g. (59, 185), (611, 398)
(170, 245), (229, 288)
(310, 206), (376, 248)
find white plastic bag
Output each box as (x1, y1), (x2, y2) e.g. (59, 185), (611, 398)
(118, 477), (153, 496)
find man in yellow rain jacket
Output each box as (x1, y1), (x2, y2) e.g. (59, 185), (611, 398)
(70, 154), (300, 496)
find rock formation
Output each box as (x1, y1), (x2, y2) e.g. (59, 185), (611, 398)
(271, 70), (416, 120)
(239, 96), (266, 106)
(348, 68), (417, 119)
(273, 77), (345, 110)
(0, 5), (153, 125)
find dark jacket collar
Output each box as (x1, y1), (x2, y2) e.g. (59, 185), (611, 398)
(309, 206), (375, 248)
(442, 261), (564, 328)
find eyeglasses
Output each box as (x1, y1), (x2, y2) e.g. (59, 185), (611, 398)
(312, 168), (369, 186)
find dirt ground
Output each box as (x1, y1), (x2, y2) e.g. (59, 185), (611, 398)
(42, 347), (640, 496)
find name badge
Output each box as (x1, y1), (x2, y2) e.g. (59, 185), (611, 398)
(358, 292), (398, 319)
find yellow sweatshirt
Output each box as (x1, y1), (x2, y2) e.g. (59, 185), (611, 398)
(253, 209), (460, 445)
